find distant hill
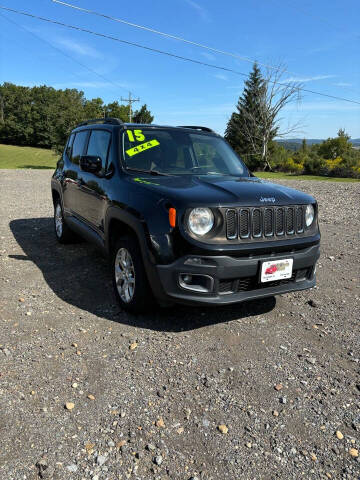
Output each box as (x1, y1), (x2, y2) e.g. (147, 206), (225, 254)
(276, 138), (360, 151)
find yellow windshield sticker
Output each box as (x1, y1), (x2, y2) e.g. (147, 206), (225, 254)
(126, 139), (160, 157)
(133, 177), (160, 186)
(126, 129), (146, 142)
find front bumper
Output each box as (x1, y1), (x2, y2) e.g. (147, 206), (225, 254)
(155, 243), (320, 306)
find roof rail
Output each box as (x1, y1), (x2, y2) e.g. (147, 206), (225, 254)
(77, 118), (123, 127)
(177, 125), (215, 133)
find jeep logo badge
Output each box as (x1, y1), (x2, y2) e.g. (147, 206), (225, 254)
(259, 197), (276, 203)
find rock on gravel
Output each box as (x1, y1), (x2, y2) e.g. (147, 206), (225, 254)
(0, 170), (359, 479)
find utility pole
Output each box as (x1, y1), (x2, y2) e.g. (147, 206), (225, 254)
(120, 92), (139, 123)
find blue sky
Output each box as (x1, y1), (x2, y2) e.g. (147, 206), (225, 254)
(0, 0), (359, 138)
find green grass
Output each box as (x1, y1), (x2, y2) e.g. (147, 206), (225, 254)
(0, 144), (58, 169)
(255, 171), (360, 183)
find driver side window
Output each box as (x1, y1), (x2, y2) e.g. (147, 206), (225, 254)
(86, 130), (111, 170)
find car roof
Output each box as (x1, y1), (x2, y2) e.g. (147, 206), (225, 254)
(72, 119), (219, 136)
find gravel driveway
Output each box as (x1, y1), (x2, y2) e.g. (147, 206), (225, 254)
(0, 170), (359, 480)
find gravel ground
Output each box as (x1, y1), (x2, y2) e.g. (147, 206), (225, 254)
(0, 169), (359, 480)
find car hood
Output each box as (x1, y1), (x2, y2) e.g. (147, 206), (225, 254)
(128, 174), (315, 207)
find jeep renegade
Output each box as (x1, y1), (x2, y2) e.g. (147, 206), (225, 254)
(51, 118), (320, 313)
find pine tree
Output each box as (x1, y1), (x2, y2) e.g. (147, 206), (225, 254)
(301, 138), (307, 153)
(225, 63), (266, 170)
(132, 104), (154, 124)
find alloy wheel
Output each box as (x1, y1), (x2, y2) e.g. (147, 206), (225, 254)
(114, 247), (136, 303)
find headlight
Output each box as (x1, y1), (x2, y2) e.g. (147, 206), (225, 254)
(188, 208), (214, 236)
(305, 204), (314, 227)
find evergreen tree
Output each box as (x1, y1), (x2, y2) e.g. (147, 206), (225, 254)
(301, 138), (307, 153)
(132, 104), (154, 124)
(225, 63), (266, 170)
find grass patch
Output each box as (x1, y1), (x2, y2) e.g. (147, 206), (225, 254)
(0, 144), (58, 169)
(254, 171), (359, 183)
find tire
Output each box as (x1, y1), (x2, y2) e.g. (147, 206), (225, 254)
(112, 235), (155, 314)
(53, 198), (77, 244)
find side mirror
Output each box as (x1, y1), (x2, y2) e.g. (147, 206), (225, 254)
(80, 155), (102, 174)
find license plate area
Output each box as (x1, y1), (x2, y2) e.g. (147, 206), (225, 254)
(261, 258), (293, 283)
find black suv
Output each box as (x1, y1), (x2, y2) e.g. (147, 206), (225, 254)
(51, 118), (320, 313)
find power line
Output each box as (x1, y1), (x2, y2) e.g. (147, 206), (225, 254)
(1, 5), (359, 106)
(0, 11), (130, 95)
(52, 0), (300, 77)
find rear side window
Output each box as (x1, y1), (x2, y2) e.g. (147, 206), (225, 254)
(86, 130), (111, 170)
(71, 131), (88, 165)
(65, 133), (75, 159)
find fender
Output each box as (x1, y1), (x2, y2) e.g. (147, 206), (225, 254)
(104, 206), (155, 262)
(104, 206), (170, 303)
(51, 178), (64, 208)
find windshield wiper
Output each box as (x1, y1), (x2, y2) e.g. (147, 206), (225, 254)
(125, 167), (171, 176)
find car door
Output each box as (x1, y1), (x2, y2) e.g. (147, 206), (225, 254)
(62, 130), (89, 217)
(75, 128), (112, 231)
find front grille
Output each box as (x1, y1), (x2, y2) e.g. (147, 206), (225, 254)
(239, 209), (250, 238)
(252, 209), (262, 237)
(226, 209), (237, 239)
(225, 205), (307, 241)
(276, 208), (285, 235)
(286, 207), (295, 234)
(264, 208), (274, 236)
(218, 268), (311, 294)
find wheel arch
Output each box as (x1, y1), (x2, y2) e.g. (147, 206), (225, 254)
(51, 180), (63, 207)
(105, 207), (153, 262)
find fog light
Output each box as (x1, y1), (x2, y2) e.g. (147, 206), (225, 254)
(179, 273), (214, 293)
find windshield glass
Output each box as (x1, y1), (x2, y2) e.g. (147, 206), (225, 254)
(122, 128), (249, 176)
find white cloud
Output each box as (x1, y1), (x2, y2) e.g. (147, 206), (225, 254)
(55, 38), (102, 58)
(213, 73), (228, 81)
(283, 74), (336, 83)
(333, 82), (353, 87)
(184, 0), (211, 22)
(200, 51), (216, 61)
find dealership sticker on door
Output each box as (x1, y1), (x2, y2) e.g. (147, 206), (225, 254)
(261, 258), (293, 283)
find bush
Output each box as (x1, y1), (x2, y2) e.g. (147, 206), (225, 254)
(303, 156), (326, 175)
(282, 158), (303, 173)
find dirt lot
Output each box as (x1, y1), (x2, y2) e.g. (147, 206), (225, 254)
(0, 170), (359, 480)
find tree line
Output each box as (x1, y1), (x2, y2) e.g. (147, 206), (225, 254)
(225, 63), (360, 179)
(0, 82), (153, 152)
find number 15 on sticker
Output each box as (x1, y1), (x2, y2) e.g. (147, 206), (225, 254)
(127, 130), (145, 142)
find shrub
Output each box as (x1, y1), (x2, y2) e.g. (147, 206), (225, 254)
(303, 156), (326, 175)
(282, 158), (304, 173)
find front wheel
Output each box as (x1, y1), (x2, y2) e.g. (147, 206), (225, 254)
(112, 236), (155, 313)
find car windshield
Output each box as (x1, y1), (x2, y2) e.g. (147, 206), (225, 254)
(122, 128), (249, 176)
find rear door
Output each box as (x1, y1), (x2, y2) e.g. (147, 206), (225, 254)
(62, 130), (89, 217)
(75, 128), (112, 231)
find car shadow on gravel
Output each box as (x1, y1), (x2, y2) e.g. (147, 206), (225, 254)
(10, 217), (276, 332)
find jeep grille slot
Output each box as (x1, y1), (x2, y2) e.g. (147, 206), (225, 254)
(226, 209), (237, 239)
(264, 208), (274, 237)
(276, 208), (285, 235)
(296, 206), (304, 233)
(286, 207), (295, 234)
(224, 205), (309, 241)
(239, 209), (250, 238)
(252, 209), (262, 237)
